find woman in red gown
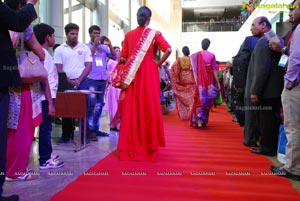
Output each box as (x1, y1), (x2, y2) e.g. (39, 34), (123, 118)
(117, 6), (172, 162)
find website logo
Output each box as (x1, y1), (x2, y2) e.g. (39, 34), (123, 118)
(241, 1), (299, 11)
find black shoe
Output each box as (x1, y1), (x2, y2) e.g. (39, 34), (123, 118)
(110, 127), (119, 132)
(250, 148), (275, 156)
(1, 194), (19, 201)
(243, 141), (258, 147)
(270, 166), (300, 181)
(95, 131), (110, 137)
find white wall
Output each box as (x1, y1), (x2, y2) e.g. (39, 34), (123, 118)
(181, 31), (244, 62)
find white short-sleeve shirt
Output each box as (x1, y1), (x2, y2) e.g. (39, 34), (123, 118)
(53, 42), (93, 79)
(41, 48), (58, 101)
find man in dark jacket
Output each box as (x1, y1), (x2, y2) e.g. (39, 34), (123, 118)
(240, 17), (265, 147)
(232, 35), (258, 128)
(0, 1), (37, 200)
(245, 16), (285, 156)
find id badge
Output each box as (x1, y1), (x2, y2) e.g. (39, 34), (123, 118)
(278, 54), (288, 68)
(95, 58), (103, 67)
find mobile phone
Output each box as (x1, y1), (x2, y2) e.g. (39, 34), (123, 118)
(100, 36), (107, 44)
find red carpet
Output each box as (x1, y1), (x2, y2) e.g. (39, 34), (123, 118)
(51, 105), (300, 201)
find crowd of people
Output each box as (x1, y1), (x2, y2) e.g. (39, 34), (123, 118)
(1, 0), (300, 201)
(222, 0), (300, 182)
(171, 0), (300, 183)
(0, 2), (172, 200)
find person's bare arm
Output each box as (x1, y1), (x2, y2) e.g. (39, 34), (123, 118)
(105, 37), (116, 57)
(76, 62), (92, 86)
(55, 63), (76, 87)
(0, 0), (37, 31)
(156, 48), (172, 67)
(213, 69), (220, 89)
(41, 80), (55, 116)
(25, 34), (45, 61)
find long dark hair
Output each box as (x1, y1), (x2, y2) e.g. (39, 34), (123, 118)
(137, 6), (152, 26)
(201, 38), (211, 50)
(182, 46), (190, 56)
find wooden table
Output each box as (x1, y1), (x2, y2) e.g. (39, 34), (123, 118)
(55, 91), (90, 152)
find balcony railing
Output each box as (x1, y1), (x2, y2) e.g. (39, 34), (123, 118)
(182, 21), (242, 32)
(182, 0), (263, 32)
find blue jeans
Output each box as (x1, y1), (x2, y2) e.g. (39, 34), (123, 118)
(0, 87), (9, 196)
(39, 99), (54, 165)
(61, 79), (89, 140)
(87, 79), (107, 133)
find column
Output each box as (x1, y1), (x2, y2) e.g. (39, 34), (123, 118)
(93, 0), (109, 36)
(39, 0), (64, 45)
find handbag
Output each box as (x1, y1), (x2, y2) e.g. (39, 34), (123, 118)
(18, 50), (48, 83)
(13, 32), (47, 84)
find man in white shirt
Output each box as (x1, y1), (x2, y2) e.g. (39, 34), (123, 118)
(53, 23), (92, 144)
(34, 23), (65, 169)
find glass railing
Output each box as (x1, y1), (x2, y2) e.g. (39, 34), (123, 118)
(182, 0), (262, 32)
(182, 21), (242, 32)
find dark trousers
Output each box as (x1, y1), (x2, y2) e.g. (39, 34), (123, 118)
(87, 79), (107, 133)
(39, 99), (54, 165)
(224, 87), (232, 111)
(233, 90), (245, 127)
(61, 79), (89, 140)
(256, 98), (281, 153)
(0, 88), (9, 196)
(243, 97), (260, 144)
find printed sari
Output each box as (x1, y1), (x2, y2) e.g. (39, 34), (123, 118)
(190, 51), (217, 127)
(170, 56), (195, 120)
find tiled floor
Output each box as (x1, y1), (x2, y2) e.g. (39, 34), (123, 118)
(2, 123), (119, 201)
